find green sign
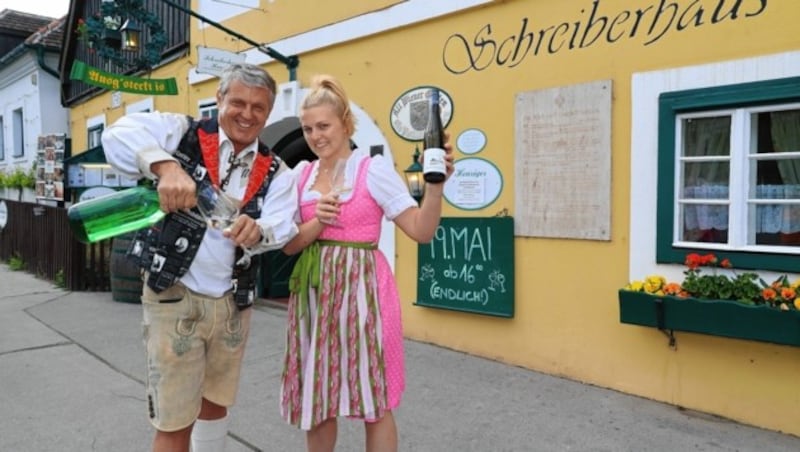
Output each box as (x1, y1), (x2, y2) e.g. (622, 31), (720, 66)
(69, 60), (178, 95)
(416, 216), (514, 318)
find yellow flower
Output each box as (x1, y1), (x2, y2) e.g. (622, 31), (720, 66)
(794, 298), (800, 310)
(626, 280), (644, 292)
(643, 275), (666, 294)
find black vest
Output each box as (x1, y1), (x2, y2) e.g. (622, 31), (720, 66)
(127, 117), (282, 310)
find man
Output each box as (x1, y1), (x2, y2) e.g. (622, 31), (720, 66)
(102, 63), (298, 452)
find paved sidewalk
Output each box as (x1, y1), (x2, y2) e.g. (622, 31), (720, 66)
(2, 263), (800, 451)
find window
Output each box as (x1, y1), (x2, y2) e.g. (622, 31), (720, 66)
(88, 124), (104, 148)
(199, 100), (218, 119)
(12, 108), (23, 158)
(0, 116), (4, 160)
(657, 76), (800, 272)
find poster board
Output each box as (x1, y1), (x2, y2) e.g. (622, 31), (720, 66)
(514, 80), (612, 240)
(35, 134), (66, 201)
(415, 216), (514, 318)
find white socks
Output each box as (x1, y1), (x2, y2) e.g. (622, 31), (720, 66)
(191, 415), (230, 452)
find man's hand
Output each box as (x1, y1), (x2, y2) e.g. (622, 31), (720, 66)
(224, 215), (262, 248)
(151, 161), (197, 213)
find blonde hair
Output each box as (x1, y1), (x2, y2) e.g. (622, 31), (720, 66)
(301, 74), (357, 136)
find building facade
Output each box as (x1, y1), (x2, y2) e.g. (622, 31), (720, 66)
(61, 0), (800, 437)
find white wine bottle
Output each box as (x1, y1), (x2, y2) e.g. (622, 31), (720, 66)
(422, 88), (446, 184)
(68, 186), (165, 244)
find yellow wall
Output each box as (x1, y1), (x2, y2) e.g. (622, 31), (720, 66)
(67, 0), (800, 437)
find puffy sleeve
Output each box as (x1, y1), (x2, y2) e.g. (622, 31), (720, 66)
(101, 111), (190, 180)
(288, 160), (312, 223)
(365, 154), (417, 220)
(249, 161), (300, 253)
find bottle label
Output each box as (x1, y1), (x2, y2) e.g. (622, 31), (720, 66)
(423, 147), (447, 178)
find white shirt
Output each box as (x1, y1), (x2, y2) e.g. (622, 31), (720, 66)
(102, 111), (299, 297)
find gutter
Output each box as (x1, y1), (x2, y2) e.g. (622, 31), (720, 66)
(28, 44), (61, 79)
(0, 42), (61, 80)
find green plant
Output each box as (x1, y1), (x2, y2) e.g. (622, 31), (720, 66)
(54, 269), (66, 288)
(2, 165), (36, 188)
(680, 254), (764, 303)
(623, 253), (800, 311)
(8, 253), (25, 271)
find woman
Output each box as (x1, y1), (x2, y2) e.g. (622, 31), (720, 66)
(280, 74), (453, 452)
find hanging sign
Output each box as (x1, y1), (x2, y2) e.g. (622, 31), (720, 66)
(70, 60), (178, 95)
(196, 46), (246, 76)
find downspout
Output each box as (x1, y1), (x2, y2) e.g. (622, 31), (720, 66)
(28, 44), (61, 79)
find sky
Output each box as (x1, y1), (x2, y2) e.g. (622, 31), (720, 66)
(1, 0), (70, 18)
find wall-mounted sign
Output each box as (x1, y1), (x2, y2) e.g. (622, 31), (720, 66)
(196, 46), (247, 77)
(443, 157), (503, 211)
(35, 134), (66, 201)
(70, 61), (178, 95)
(456, 128), (487, 154)
(0, 201), (7, 229)
(390, 86), (453, 141)
(416, 216), (514, 318)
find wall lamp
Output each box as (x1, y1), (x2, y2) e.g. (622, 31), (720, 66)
(120, 18), (141, 51)
(404, 146), (424, 204)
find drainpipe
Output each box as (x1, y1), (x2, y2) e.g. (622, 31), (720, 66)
(28, 44), (61, 79)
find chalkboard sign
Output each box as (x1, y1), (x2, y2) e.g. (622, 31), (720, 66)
(415, 216), (514, 318)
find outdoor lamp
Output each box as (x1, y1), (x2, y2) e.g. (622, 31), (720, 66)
(404, 146), (424, 204)
(120, 18), (141, 51)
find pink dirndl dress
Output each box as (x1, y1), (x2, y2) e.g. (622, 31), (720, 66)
(280, 156), (405, 430)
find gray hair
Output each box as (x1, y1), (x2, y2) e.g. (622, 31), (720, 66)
(218, 63), (277, 105)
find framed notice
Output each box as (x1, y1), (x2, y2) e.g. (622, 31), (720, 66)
(443, 157), (503, 211)
(415, 216), (514, 318)
(35, 133), (66, 201)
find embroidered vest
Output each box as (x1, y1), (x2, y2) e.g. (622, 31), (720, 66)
(128, 116), (282, 309)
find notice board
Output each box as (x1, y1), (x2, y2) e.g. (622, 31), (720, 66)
(415, 216), (514, 318)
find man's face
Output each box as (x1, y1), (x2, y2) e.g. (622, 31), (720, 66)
(216, 79), (273, 152)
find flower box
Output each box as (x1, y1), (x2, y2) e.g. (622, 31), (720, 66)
(618, 290), (800, 347)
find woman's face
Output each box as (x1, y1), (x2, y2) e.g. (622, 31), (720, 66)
(300, 104), (351, 160)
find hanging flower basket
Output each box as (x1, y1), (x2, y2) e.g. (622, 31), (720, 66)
(618, 290), (800, 346)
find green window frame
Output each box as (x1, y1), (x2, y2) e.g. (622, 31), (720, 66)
(656, 76), (800, 273)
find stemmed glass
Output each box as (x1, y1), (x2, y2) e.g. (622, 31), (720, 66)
(329, 158), (351, 195)
(327, 158), (351, 227)
(196, 183), (240, 231)
(196, 183), (254, 267)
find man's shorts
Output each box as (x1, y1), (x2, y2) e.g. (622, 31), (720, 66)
(141, 281), (252, 432)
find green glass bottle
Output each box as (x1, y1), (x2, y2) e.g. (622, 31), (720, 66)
(68, 186), (165, 244)
(422, 88), (446, 184)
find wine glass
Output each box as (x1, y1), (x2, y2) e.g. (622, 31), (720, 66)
(325, 158), (351, 228)
(196, 183), (240, 231)
(329, 158), (351, 195)
(196, 184), (254, 267)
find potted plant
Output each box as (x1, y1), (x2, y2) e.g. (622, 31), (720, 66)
(619, 253), (800, 347)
